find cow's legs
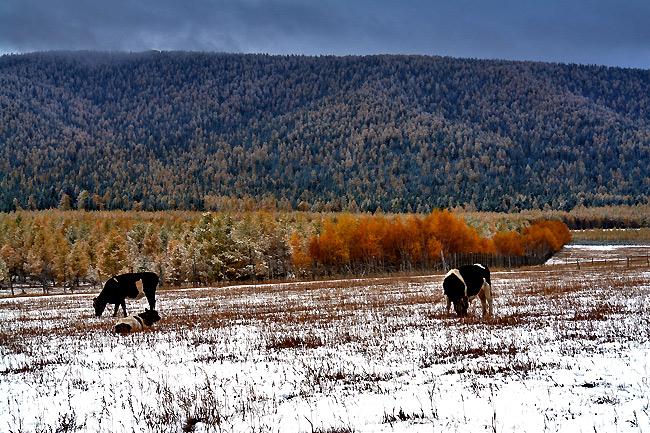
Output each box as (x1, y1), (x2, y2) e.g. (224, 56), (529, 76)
(120, 301), (128, 317)
(478, 290), (487, 316)
(134, 280), (146, 299)
(446, 297), (452, 315)
(145, 290), (156, 311)
(486, 283), (493, 316)
(479, 280), (493, 316)
(112, 303), (120, 317)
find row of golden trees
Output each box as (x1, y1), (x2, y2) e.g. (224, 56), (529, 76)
(0, 210), (571, 291)
(296, 212), (571, 274)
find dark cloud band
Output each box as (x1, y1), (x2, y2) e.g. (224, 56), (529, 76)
(1, 0), (649, 69)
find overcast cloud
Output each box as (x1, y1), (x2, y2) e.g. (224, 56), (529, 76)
(1, 0), (649, 69)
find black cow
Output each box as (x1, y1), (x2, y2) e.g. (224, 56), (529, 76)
(93, 272), (159, 317)
(115, 309), (161, 334)
(443, 264), (493, 317)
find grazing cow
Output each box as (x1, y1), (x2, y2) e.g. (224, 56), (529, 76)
(443, 264), (493, 317)
(93, 272), (159, 317)
(114, 309), (161, 334)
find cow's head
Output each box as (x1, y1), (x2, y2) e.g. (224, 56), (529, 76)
(453, 296), (469, 317)
(93, 297), (106, 316)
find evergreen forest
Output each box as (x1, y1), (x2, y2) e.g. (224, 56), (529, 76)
(2, 51), (650, 213)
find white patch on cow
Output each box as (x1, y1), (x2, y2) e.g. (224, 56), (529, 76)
(135, 279), (145, 300)
(451, 268), (468, 296)
(444, 269), (468, 314)
(474, 263), (485, 270)
(445, 269), (467, 291)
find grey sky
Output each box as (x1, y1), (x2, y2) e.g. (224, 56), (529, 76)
(1, 0), (649, 69)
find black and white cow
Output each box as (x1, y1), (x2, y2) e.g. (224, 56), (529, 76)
(93, 272), (159, 317)
(443, 264), (493, 317)
(114, 309), (161, 334)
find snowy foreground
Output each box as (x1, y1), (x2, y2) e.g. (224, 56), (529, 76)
(2, 245), (650, 433)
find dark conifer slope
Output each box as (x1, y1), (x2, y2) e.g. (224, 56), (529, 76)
(1, 51), (649, 212)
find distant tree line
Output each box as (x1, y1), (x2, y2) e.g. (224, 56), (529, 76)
(1, 51), (650, 214)
(456, 204), (650, 233)
(0, 210), (570, 291)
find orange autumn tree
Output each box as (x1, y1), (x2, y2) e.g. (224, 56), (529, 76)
(492, 231), (525, 256)
(494, 219), (572, 257)
(521, 220), (572, 256)
(289, 232), (311, 273)
(379, 217), (409, 269)
(422, 210), (493, 255)
(306, 211), (496, 274)
(400, 216), (426, 266)
(349, 216), (386, 269)
(308, 218), (350, 270)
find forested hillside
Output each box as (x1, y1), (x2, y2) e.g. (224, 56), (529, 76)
(1, 51), (650, 213)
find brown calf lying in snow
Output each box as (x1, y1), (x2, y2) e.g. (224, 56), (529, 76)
(114, 309), (161, 334)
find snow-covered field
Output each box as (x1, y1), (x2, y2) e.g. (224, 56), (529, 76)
(2, 244), (650, 432)
(545, 243), (650, 267)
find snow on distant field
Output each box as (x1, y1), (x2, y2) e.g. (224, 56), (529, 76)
(1, 245), (650, 432)
(546, 243), (650, 266)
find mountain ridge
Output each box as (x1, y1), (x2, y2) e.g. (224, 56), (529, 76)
(1, 51), (649, 212)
